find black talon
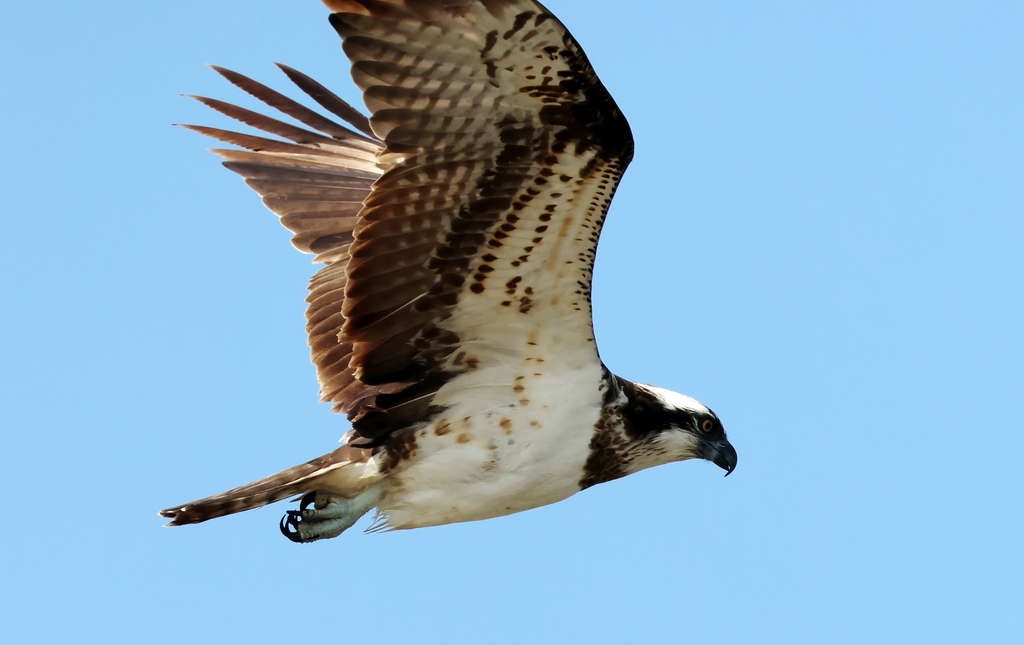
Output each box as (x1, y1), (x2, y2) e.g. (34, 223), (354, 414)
(299, 491), (317, 513)
(279, 511), (303, 543)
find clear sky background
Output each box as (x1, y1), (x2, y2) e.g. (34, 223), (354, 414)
(1, 1), (1021, 643)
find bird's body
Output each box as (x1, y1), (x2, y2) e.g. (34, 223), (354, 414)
(160, 0), (737, 542)
(378, 359), (607, 529)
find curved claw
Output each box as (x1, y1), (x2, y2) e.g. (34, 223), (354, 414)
(277, 484), (384, 544)
(279, 510), (304, 543)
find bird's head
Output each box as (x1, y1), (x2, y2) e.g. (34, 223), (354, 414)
(626, 383), (738, 476)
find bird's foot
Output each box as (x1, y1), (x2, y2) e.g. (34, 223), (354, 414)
(279, 482), (384, 543)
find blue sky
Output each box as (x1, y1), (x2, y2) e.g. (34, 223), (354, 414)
(1, 1), (1022, 643)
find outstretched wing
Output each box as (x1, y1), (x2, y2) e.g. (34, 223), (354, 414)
(326, 0), (633, 441)
(190, 0), (633, 449)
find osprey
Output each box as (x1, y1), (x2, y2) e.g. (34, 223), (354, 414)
(160, 0), (737, 543)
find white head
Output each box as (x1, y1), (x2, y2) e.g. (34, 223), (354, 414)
(624, 383), (737, 475)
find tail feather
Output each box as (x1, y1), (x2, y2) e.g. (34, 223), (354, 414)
(159, 446), (367, 526)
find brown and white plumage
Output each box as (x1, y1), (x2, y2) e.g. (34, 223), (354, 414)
(160, 0), (736, 541)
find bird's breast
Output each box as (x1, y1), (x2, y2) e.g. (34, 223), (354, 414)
(376, 358), (609, 529)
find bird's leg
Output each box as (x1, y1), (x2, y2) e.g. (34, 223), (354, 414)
(279, 481), (385, 543)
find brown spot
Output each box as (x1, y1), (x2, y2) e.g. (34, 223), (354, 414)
(456, 433), (472, 444)
(435, 423), (452, 437)
(470, 283), (485, 294)
(519, 399), (531, 406)
(465, 357), (480, 370)
(481, 29), (499, 54)
(499, 418), (513, 435)
(513, 383), (525, 393)
(529, 420), (541, 428)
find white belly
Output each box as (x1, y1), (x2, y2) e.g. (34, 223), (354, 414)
(377, 358), (606, 530)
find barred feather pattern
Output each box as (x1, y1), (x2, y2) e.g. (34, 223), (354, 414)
(326, 0), (633, 444)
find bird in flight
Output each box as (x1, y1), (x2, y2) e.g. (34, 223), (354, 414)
(160, 0), (737, 543)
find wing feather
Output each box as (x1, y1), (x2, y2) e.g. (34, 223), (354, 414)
(185, 64), (384, 407)
(210, 65), (377, 145)
(187, 0), (633, 449)
(323, 0), (632, 439)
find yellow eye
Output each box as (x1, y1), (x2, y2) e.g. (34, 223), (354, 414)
(701, 419), (714, 433)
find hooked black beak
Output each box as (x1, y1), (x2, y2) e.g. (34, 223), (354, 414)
(701, 438), (738, 476)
